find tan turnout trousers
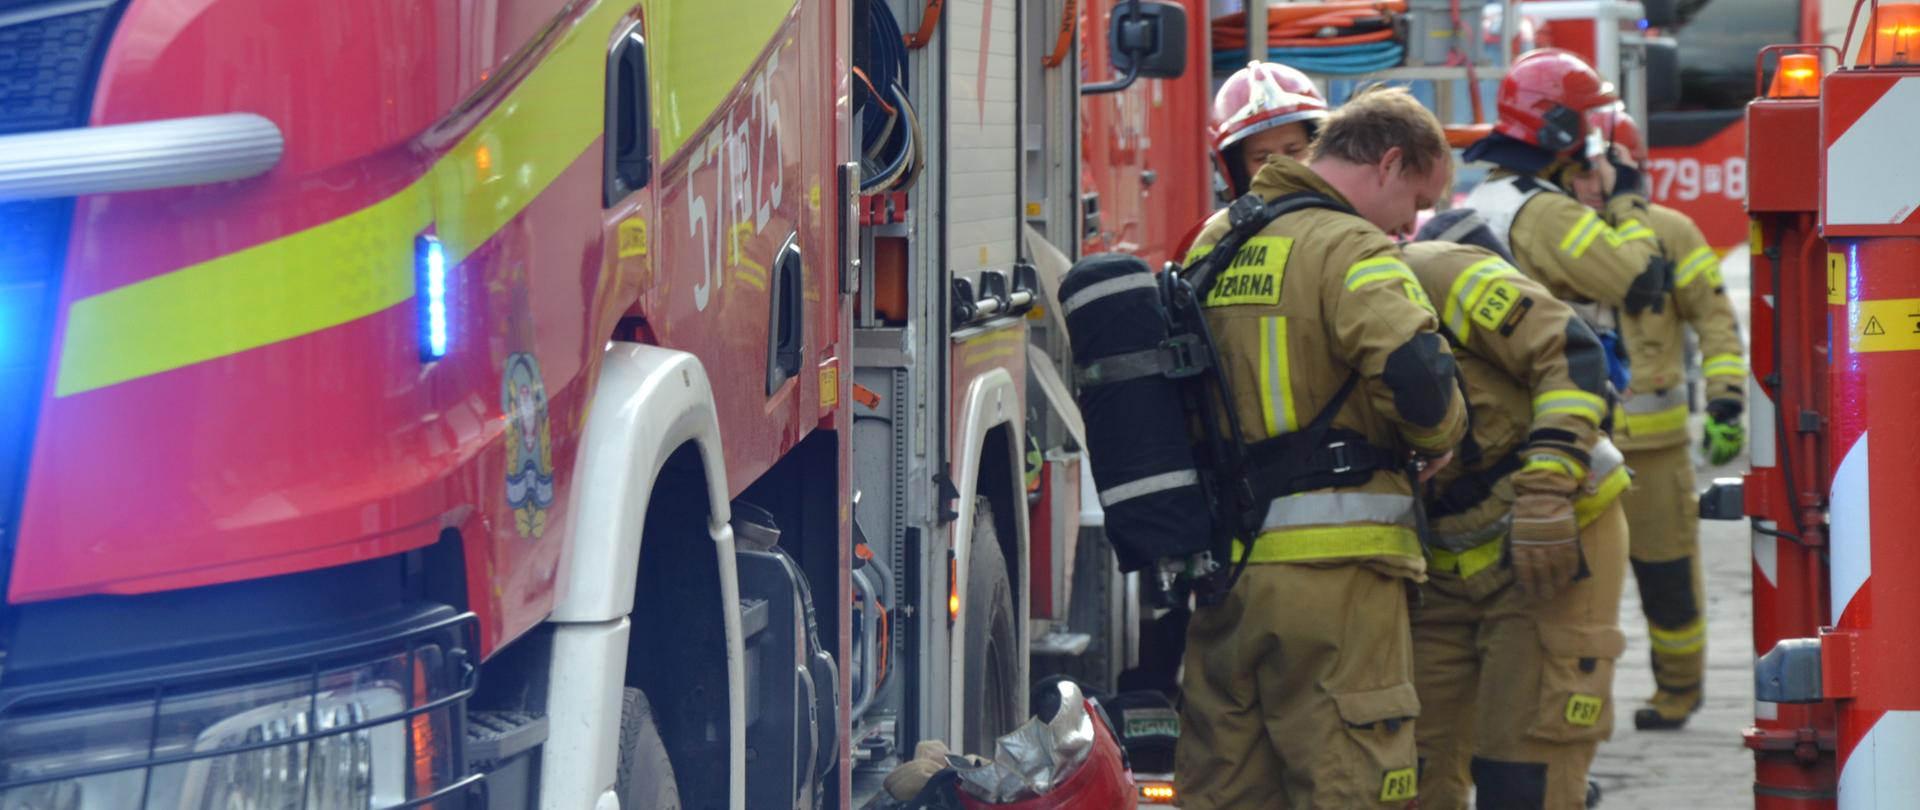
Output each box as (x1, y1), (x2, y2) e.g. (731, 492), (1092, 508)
(1412, 502), (1629, 810)
(1176, 563), (1423, 809)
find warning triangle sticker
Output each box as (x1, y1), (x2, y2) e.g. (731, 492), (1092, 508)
(1865, 316), (1887, 336)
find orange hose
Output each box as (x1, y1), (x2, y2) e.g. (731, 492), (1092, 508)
(1212, 1), (1406, 29)
(853, 68), (896, 117)
(904, 0), (945, 50)
(1043, 0), (1077, 68)
(1445, 123), (1493, 148)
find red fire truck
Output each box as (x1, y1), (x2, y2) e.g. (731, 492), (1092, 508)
(0, 0), (1205, 807)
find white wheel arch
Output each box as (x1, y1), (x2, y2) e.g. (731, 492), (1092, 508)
(541, 342), (745, 810)
(946, 367), (1032, 750)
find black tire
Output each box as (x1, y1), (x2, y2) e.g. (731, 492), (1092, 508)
(616, 687), (682, 810)
(962, 498), (1021, 756)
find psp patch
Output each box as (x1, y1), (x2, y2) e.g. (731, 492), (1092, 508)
(1205, 235), (1292, 307)
(1380, 766), (1418, 802)
(1470, 280), (1521, 332)
(1565, 694), (1604, 727)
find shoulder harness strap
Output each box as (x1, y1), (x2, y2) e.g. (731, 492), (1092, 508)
(1188, 191), (1351, 302)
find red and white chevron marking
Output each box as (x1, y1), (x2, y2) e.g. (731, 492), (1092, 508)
(1824, 74), (1920, 234)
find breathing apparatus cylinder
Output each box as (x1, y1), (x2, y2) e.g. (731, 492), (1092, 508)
(1059, 253), (1217, 576)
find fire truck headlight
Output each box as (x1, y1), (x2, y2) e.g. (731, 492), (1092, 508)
(0, 647), (457, 809)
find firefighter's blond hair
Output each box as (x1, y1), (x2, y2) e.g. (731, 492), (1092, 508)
(1309, 84), (1451, 178)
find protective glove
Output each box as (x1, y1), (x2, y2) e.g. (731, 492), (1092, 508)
(883, 740), (970, 801)
(1704, 398), (1746, 465)
(1509, 491), (1582, 600)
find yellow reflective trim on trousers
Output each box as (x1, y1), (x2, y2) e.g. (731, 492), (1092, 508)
(1532, 389), (1606, 424)
(1575, 467), (1631, 526)
(1231, 524), (1423, 563)
(1649, 617), (1707, 654)
(1703, 353), (1746, 379)
(645, 0), (801, 158)
(1625, 404), (1689, 436)
(1443, 256), (1520, 342)
(1559, 211), (1601, 254)
(1675, 245), (1719, 288)
(1344, 256), (1417, 291)
(1258, 317), (1298, 436)
(1431, 536), (1506, 579)
(56, 0), (631, 397)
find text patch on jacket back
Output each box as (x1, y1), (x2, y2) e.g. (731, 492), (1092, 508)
(1205, 236), (1292, 307)
(1470, 279), (1522, 332)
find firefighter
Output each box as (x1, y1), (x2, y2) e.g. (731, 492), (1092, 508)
(1404, 210), (1630, 809)
(1459, 49), (1670, 345)
(1567, 104), (1746, 730)
(1172, 85), (1469, 809)
(1169, 60), (1331, 262)
(1210, 60), (1330, 198)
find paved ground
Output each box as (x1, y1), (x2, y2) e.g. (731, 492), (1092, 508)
(1588, 246), (1759, 809)
(1589, 473), (1755, 808)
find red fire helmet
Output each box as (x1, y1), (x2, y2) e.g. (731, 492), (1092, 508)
(1211, 60), (1328, 156)
(1494, 48), (1618, 154)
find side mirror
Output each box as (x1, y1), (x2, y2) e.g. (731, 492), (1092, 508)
(1083, 1), (1188, 95)
(1699, 477), (1744, 521)
(1111, 2), (1187, 79)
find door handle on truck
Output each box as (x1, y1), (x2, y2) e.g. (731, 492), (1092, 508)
(767, 233), (805, 394)
(603, 20), (651, 205)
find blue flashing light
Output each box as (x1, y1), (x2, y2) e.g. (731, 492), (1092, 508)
(417, 234), (449, 361)
(0, 283), (40, 370)
(1637, 18), (1649, 30)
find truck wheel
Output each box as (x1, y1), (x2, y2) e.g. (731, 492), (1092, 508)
(616, 687), (681, 810)
(962, 499), (1020, 756)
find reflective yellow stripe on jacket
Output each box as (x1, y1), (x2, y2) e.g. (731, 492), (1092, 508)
(1702, 353), (1746, 381)
(1258, 317), (1298, 435)
(1625, 407), (1689, 436)
(1675, 245), (1721, 289)
(1615, 219), (1657, 244)
(1232, 492), (1422, 563)
(1559, 210), (1610, 258)
(1532, 389), (1607, 426)
(1343, 256), (1418, 291)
